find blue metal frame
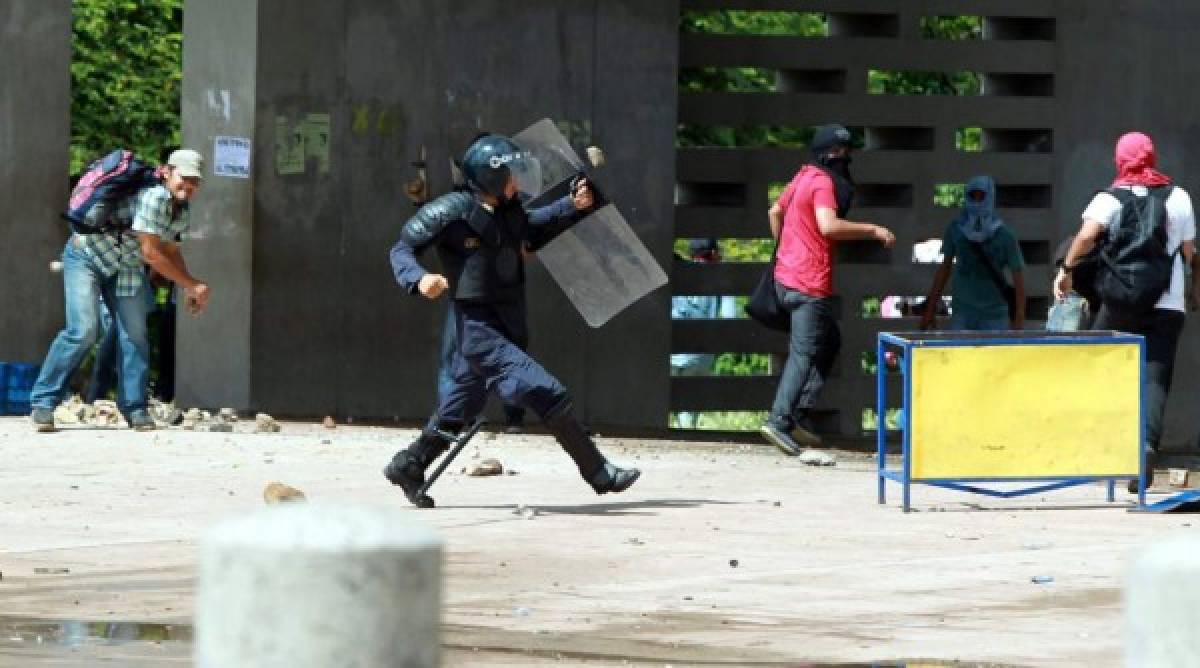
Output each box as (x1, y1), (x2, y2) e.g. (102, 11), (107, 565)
(876, 332), (1146, 512)
(1131, 489), (1200, 513)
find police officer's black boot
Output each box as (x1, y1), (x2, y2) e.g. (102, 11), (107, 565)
(544, 410), (640, 494)
(383, 429), (450, 507)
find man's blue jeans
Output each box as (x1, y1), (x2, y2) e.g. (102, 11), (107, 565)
(768, 287), (841, 431)
(86, 285), (160, 403)
(30, 240), (151, 414)
(85, 301), (116, 403)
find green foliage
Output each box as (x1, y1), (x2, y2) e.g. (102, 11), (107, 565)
(957, 126), (983, 152)
(920, 15), (983, 40)
(674, 238), (774, 264)
(678, 10), (827, 150)
(867, 70), (981, 96)
(671, 411), (770, 431)
(680, 67), (777, 93)
(71, 0), (184, 176)
(934, 183), (966, 208)
(862, 408), (903, 432)
(713, 353), (770, 376)
(681, 10), (827, 36)
(723, 239), (773, 262)
(861, 351), (877, 375)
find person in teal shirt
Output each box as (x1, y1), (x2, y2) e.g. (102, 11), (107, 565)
(921, 175), (1026, 331)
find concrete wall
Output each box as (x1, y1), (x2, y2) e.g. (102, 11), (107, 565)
(1056, 3), (1200, 450)
(674, 0), (1200, 448)
(0, 1), (71, 363)
(168, 0), (1200, 443)
(178, 0), (258, 409)
(179, 0), (678, 428)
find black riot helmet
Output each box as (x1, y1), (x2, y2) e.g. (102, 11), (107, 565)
(460, 134), (541, 200)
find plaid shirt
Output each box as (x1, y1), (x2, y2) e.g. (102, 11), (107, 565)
(75, 185), (190, 297)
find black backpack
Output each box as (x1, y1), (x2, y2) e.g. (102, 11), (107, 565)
(1093, 186), (1177, 314)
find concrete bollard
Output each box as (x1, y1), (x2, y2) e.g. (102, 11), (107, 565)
(195, 504), (442, 668)
(1126, 533), (1200, 667)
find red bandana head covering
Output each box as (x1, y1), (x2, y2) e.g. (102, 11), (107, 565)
(1112, 132), (1172, 187)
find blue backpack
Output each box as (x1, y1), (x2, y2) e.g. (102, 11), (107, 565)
(63, 150), (160, 235)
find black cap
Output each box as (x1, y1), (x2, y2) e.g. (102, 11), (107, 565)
(811, 124), (852, 155)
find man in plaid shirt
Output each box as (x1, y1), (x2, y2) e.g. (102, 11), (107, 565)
(29, 149), (212, 432)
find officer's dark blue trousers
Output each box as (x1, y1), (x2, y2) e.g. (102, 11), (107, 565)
(435, 301), (569, 428)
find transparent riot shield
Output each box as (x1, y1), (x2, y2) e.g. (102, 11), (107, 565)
(513, 119), (667, 328)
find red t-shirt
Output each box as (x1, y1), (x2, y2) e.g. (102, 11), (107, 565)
(773, 166), (837, 297)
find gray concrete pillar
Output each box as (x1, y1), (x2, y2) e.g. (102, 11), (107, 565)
(196, 504), (442, 667)
(1126, 533), (1200, 667)
(0, 1), (71, 362)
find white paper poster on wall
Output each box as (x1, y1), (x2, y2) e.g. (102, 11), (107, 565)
(213, 136), (252, 178)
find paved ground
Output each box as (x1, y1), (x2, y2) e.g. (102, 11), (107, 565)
(0, 416), (1194, 666)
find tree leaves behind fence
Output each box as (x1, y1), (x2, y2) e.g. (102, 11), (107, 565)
(71, 0), (183, 177)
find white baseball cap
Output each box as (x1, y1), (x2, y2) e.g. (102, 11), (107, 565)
(167, 149), (205, 179)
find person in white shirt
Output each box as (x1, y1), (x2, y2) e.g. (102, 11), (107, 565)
(1054, 132), (1198, 492)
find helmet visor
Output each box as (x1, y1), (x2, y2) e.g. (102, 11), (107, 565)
(503, 149), (543, 199)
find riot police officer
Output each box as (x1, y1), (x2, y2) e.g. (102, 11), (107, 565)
(384, 134), (640, 507)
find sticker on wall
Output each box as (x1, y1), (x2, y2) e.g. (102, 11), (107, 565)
(274, 116), (305, 175)
(213, 136), (251, 178)
(303, 113), (331, 173)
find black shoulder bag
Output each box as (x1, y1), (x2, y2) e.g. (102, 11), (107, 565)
(744, 234), (790, 331)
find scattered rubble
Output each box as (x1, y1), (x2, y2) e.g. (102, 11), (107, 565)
(798, 449), (837, 467)
(466, 458), (504, 477)
(263, 482), (306, 504)
(180, 409), (197, 429)
(52, 396), (123, 427)
(255, 413), (281, 433)
(1169, 469), (1190, 488)
(148, 399), (178, 426)
(177, 407), (239, 432)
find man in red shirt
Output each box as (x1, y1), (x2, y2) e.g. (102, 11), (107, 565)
(761, 124), (896, 455)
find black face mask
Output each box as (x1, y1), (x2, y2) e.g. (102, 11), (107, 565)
(812, 154), (855, 218)
(817, 153), (853, 177)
